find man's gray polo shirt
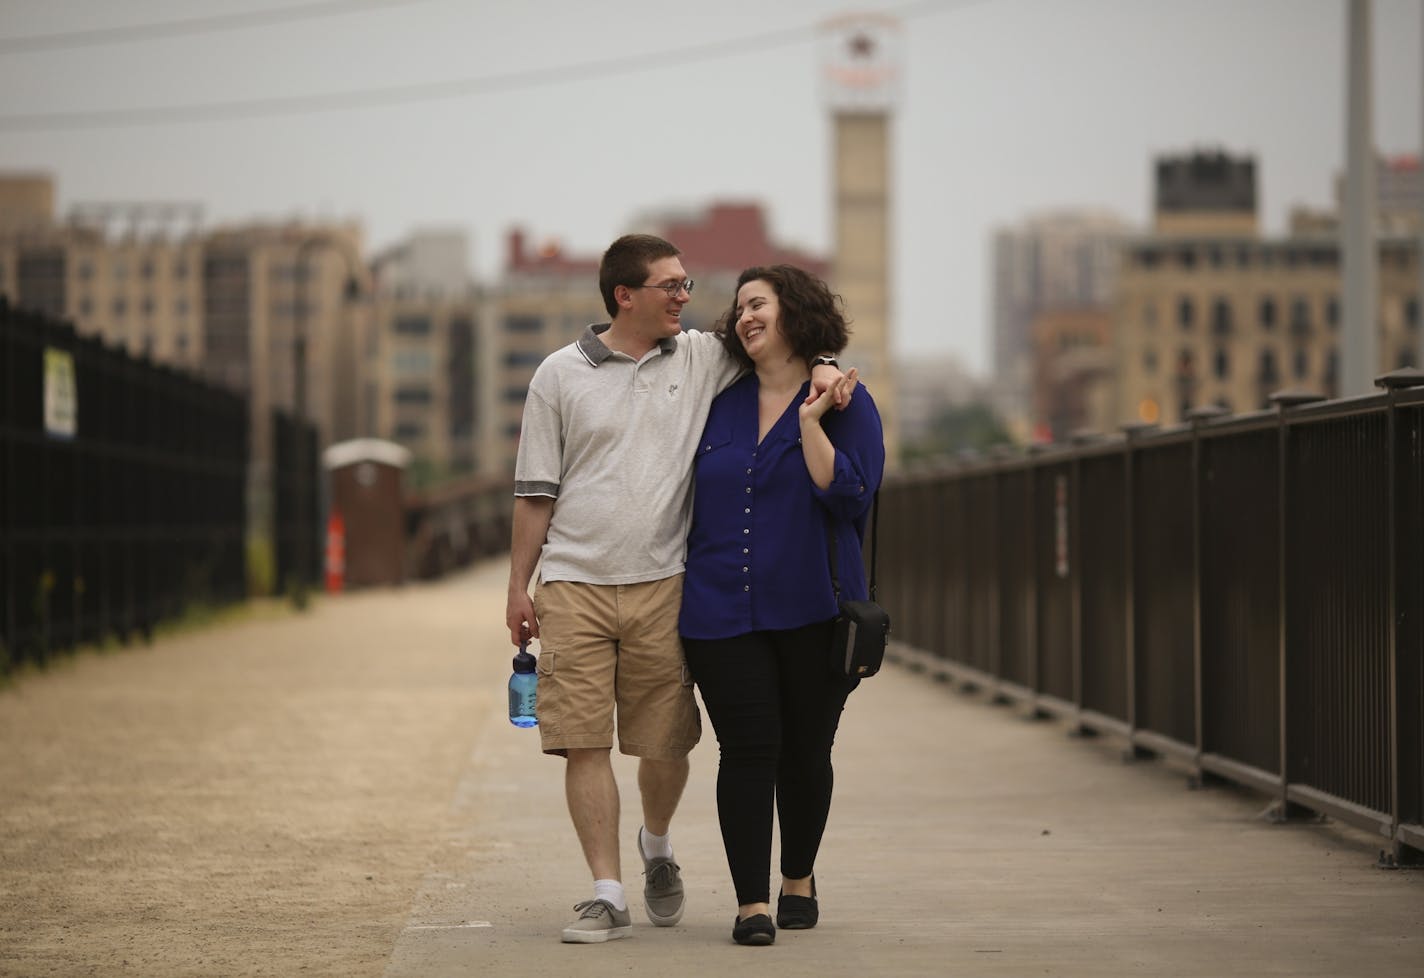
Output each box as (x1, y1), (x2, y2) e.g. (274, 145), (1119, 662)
(514, 323), (741, 586)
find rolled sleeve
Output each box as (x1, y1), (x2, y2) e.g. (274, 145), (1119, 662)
(811, 393), (885, 520)
(513, 386), (562, 499)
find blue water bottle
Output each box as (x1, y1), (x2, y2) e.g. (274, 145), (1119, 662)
(509, 640), (538, 728)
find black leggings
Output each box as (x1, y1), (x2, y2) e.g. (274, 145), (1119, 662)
(682, 620), (858, 907)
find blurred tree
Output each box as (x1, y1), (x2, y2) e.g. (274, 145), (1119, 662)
(901, 402), (1013, 463)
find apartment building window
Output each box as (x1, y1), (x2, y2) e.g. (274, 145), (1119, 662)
(1235, 246), (1252, 268)
(174, 260), (188, 280)
(1259, 349), (1279, 386)
(1178, 248), (1197, 270)
(1399, 348), (1418, 369)
(141, 259), (155, 280)
(504, 351), (545, 368)
(394, 386), (432, 405)
(1293, 349), (1309, 380)
(504, 386), (529, 403)
(1177, 297), (1194, 330)
(1326, 295), (1339, 330)
(1404, 296), (1419, 332)
(78, 260), (94, 281)
(79, 296), (93, 317)
(394, 349), (434, 374)
(141, 296), (155, 317)
(176, 298), (189, 318)
(1142, 302), (1157, 328)
(1207, 246), (1223, 268)
(505, 422), (523, 440)
(504, 315), (544, 334)
(1213, 348), (1229, 380)
(114, 260), (128, 281)
(395, 315), (432, 336)
(1143, 349), (1158, 374)
(1289, 296), (1311, 337)
(1211, 298), (1232, 336)
(113, 297), (127, 317)
(1136, 248), (1160, 269)
(176, 332), (189, 354)
(1258, 297), (1276, 330)
(395, 422), (425, 441)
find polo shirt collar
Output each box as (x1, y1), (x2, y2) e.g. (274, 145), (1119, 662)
(577, 323), (678, 367)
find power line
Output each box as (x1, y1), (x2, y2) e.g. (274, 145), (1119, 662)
(0, 0), (985, 132)
(0, 0), (432, 55)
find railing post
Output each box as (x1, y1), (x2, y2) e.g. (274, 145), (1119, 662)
(1026, 443), (1047, 717)
(1184, 405), (1229, 784)
(1121, 421), (1158, 760)
(1269, 388), (1327, 821)
(1069, 430), (1099, 735)
(1374, 367), (1424, 865)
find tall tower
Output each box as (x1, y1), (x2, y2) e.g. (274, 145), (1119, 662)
(822, 13), (900, 466)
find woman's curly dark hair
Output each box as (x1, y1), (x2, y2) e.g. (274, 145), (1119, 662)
(716, 265), (851, 370)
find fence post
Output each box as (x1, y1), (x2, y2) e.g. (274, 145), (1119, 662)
(1374, 367), (1424, 866)
(1268, 389), (1326, 822)
(1068, 430), (1100, 736)
(1121, 421), (1158, 761)
(1183, 405), (1229, 785)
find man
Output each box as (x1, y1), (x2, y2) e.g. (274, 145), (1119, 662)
(506, 234), (850, 943)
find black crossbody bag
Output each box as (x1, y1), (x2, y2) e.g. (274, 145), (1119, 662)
(826, 490), (891, 678)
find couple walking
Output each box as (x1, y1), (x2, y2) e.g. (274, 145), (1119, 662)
(505, 233), (885, 946)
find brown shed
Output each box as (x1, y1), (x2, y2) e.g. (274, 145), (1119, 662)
(322, 439), (412, 588)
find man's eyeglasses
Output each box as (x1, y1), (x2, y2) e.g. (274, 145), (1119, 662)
(631, 279), (694, 298)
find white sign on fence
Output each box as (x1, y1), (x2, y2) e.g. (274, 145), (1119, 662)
(43, 347), (77, 439)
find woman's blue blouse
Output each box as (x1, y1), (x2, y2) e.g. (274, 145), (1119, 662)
(679, 374), (885, 641)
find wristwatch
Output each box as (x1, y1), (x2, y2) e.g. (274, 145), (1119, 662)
(812, 355), (839, 368)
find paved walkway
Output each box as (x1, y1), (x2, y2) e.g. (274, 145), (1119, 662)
(1, 558), (1419, 977)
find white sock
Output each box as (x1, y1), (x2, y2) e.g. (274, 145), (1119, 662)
(593, 879), (627, 911)
(639, 825), (673, 860)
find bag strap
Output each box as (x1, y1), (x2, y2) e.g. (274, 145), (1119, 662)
(825, 488), (880, 603)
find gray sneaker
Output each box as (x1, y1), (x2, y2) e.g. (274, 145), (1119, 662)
(638, 828), (686, 926)
(560, 899), (632, 944)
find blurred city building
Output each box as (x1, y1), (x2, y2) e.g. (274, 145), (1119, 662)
(990, 209), (1131, 442)
(1113, 148), (1420, 427)
(823, 12), (901, 466)
(1031, 306), (1115, 442)
(368, 230), (480, 484)
(0, 175), (205, 370)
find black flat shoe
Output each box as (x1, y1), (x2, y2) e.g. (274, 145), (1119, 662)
(775, 875), (818, 930)
(732, 913), (776, 946)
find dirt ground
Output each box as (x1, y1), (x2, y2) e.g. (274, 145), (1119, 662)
(0, 563), (503, 978)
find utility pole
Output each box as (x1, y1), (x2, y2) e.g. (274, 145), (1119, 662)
(1342, 0), (1379, 395)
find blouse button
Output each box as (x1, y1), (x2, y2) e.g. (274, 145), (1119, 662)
(745, 487), (751, 493)
(746, 468), (752, 475)
(743, 585), (750, 592)
(743, 507), (750, 514)
(743, 528), (749, 535)
(742, 548), (749, 555)
(742, 566), (749, 573)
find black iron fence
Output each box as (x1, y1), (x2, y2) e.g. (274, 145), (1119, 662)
(880, 374), (1424, 864)
(1, 301), (254, 671)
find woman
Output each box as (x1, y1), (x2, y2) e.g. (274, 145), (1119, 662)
(679, 265), (885, 946)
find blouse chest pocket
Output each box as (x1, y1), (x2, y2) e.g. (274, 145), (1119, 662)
(695, 432), (733, 459)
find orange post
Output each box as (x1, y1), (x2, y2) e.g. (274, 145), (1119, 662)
(324, 510), (346, 594)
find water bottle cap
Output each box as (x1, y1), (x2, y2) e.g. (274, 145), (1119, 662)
(512, 644), (537, 673)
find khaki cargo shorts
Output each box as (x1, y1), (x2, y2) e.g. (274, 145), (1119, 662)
(531, 574), (700, 760)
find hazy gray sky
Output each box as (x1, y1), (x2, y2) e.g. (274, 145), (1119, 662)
(1, 0), (1420, 374)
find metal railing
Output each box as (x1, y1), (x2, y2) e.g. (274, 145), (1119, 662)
(879, 372), (1424, 864)
(1, 301), (320, 671)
